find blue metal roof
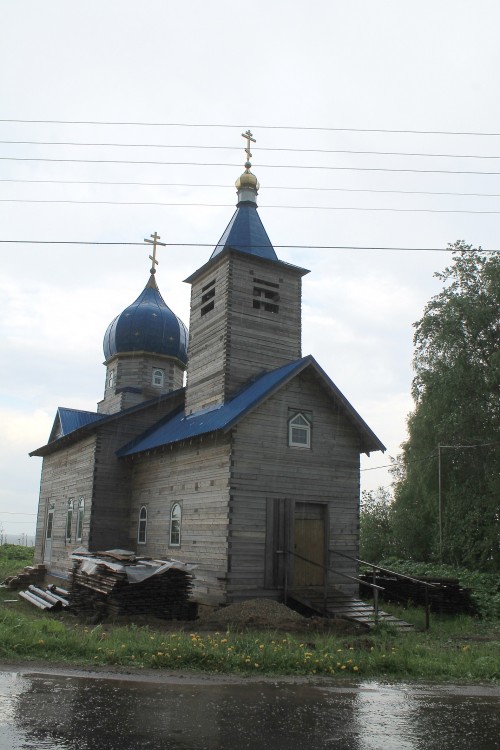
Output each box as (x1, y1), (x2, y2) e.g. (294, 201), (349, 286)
(118, 358), (306, 456)
(117, 356), (386, 457)
(210, 202), (278, 261)
(49, 407), (105, 442)
(103, 275), (189, 363)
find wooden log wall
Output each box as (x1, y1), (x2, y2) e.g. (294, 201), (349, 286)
(33, 392), (185, 575)
(98, 352), (185, 415)
(228, 369), (362, 601)
(225, 254), (303, 398)
(128, 436), (232, 606)
(34, 435), (97, 574)
(90, 394), (185, 551)
(185, 254), (230, 414)
(185, 250), (304, 414)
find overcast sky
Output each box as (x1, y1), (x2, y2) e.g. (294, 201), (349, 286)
(1, 1), (499, 538)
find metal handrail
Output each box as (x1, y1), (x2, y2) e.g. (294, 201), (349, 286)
(331, 549), (439, 589)
(277, 548), (384, 623)
(330, 549), (435, 629)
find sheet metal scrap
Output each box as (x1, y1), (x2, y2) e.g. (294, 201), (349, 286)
(69, 550), (197, 620)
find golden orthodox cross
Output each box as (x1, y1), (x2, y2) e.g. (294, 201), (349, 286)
(241, 129), (256, 166)
(144, 231), (166, 274)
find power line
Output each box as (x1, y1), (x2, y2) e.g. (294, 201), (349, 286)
(362, 441), (499, 473)
(0, 239), (498, 252)
(2, 198), (500, 215)
(2, 119), (500, 136)
(2, 178), (500, 199)
(3, 139), (500, 160)
(0, 511), (36, 516)
(3, 156), (500, 175)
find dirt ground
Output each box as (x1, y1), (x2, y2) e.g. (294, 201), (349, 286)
(101, 598), (368, 636)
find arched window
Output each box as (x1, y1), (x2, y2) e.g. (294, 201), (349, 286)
(66, 499), (74, 541)
(152, 368), (165, 388)
(108, 369), (115, 388)
(137, 505), (147, 544)
(76, 497), (84, 542)
(170, 503), (182, 547)
(288, 412), (311, 448)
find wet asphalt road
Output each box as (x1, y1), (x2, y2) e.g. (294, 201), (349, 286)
(0, 669), (498, 750)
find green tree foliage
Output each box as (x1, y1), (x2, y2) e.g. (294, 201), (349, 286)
(360, 488), (397, 562)
(392, 243), (499, 570)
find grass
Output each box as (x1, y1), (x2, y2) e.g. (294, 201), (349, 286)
(1, 548), (498, 682)
(0, 545), (35, 581)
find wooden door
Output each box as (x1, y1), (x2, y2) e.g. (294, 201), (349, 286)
(293, 503), (326, 587)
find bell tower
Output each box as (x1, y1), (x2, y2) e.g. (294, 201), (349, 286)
(184, 132), (309, 414)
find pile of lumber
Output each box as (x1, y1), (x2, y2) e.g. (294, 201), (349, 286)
(2, 564), (46, 590)
(359, 572), (478, 615)
(69, 550), (196, 620)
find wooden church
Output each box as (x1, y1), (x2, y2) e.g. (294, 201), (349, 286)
(31, 133), (385, 608)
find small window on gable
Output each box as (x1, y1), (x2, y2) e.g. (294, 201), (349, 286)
(108, 369), (115, 388)
(66, 499), (74, 542)
(76, 497), (84, 542)
(170, 503), (182, 547)
(138, 506), (147, 544)
(152, 368), (164, 388)
(288, 412), (311, 448)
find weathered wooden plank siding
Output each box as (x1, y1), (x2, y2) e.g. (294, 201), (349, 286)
(128, 436), (232, 606)
(33, 435), (97, 576)
(90, 396), (185, 550)
(224, 255), (303, 399)
(185, 251), (304, 413)
(228, 370), (361, 600)
(98, 353), (185, 415)
(185, 256), (230, 413)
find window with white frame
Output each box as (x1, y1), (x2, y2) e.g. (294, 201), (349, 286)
(152, 368), (165, 387)
(76, 497), (84, 542)
(108, 369), (115, 388)
(66, 499), (74, 541)
(137, 505), (147, 544)
(288, 412), (311, 448)
(169, 503), (182, 546)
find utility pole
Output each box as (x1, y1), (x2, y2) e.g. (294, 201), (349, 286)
(437, 443), (442, 562)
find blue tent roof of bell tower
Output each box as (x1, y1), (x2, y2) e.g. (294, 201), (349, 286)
(210, 202), (278, 261)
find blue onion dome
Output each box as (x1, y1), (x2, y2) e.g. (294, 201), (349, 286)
(103, 274), (188, 364)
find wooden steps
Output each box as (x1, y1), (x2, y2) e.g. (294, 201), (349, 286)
(289, 587), (415, 631)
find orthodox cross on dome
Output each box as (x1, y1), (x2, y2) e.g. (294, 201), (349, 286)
(144, 231), (166, 274)
(241, 129), (256, 170)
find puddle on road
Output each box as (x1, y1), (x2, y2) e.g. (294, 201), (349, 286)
(0, 671), (498, 750)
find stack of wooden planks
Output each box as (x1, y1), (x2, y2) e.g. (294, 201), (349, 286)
(358, 573), (478, 616)
(69, 551), (196, 620)
(2, 564), (46, 590)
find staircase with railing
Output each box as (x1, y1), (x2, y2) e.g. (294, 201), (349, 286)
(278, 548), (436, 631)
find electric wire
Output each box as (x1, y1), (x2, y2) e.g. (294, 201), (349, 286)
(3, 139), (500, 160)
(0, 239), (498, 252)
(4, 156), (500, 175)
(2, 198), (500, 215)
(2, 178), (500, 199)
(2, 119), (500, 136)
(361, 441), (499, 472)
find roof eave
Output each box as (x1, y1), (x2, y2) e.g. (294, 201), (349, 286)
(184, 246), (309, 285)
